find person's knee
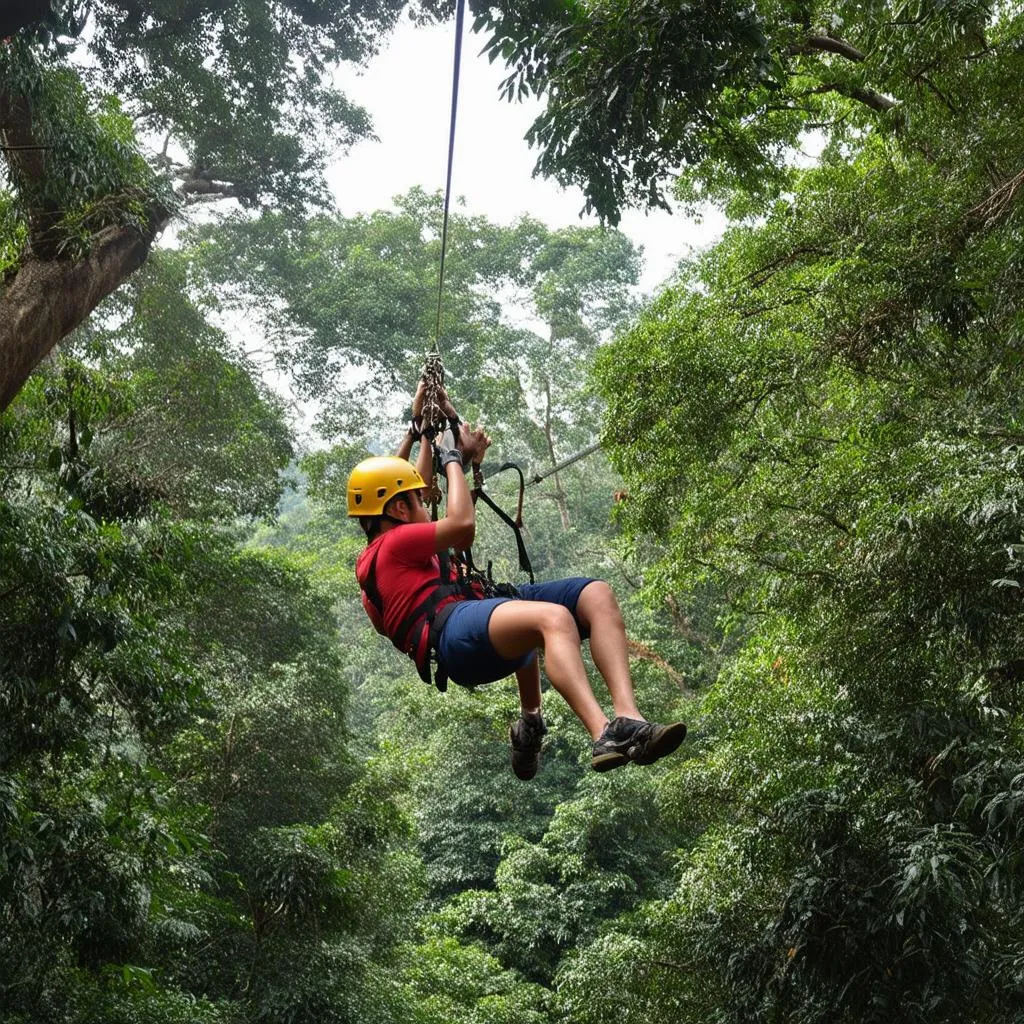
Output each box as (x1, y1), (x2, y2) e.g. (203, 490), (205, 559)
(538, 602), (580, 642)
(578, 580), (621, 627)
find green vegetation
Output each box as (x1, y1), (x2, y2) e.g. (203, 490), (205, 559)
(3, 0), (1024, 1021)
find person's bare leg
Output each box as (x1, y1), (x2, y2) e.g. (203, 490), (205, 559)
(576, 581), (643, 721)
(489, 601), (608, 739)
(515, 658), (542, 715)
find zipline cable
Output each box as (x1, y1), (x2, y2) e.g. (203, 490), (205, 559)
(432, 0), (467, 358)
(526, 441), (603, 486)
(421, 0), (468, 514)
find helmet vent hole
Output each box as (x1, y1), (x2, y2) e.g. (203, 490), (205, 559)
(354, 494), (362, 505)
(377, 487), (387, 498)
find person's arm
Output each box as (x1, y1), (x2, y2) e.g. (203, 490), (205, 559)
(414, 434), (432, 484)
(394, 381), (427, 461)
(395, 428), (416, 462)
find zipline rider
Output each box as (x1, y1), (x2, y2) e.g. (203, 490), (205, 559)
(348, 382), (687, 779)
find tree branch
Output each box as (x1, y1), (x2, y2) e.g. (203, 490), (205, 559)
(800, 82), (898, 113)
(847, 85), (898, 112)
(967, 168), (1024, 227)
(1, 85), (61, 256)
(794, 33), (867, 63)
(739, 246), (832, 290)
(180, 177), (242, 199)
(626, 637), (691, 692)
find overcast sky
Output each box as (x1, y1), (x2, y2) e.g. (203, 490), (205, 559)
(329, 17), (725, 294)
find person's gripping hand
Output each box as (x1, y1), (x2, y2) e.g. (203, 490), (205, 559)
(458, 423), (492, 467)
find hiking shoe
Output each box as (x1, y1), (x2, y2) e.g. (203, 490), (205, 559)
(591, 716), (687, 773)
(510, 711), (548, 781)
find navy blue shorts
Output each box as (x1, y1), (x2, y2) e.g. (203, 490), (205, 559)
(436, 577), (598, 687)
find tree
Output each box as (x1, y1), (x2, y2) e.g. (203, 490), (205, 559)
(0, 0), (444, 411)
(0, 309), (425, 1023)
(474, 0), (1009, 222)
(516, 222), (640, 528)
(586, 6), (1024, 1017)
(188, 193), (642, 483)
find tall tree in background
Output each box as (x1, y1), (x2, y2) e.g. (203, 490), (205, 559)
(188, 192), (641, 471)
(0, 263), (427, 1022)
(518, 223), (639, 527)
(581, 4), (1024, 1021)
(0, 0), (444, 411)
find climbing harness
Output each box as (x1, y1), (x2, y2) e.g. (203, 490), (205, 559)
(360, 541), (482, 692)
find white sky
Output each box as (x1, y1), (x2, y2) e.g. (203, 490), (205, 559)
(328, 18), (725, 294)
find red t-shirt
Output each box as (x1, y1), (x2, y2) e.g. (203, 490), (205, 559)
(356, 522), (457, 666)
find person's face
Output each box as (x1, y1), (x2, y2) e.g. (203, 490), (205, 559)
(390, 490), (430, 524)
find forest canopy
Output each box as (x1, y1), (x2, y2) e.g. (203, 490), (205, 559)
(3, 0), (1024, 1023)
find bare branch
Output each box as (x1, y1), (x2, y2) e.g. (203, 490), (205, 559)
(180, 177), (242, 199)
(795, 33), (867, 63)
(967, 168), (1024, 227)
(847, 85), (898, 112)
(802, 82), (898, 112)
(626, 637), (691, 693)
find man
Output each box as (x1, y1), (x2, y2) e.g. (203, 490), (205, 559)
(348, 388), (686, 779)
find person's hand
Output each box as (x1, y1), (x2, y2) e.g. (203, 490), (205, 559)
(458, 423), (491, 466)
(440, 389), (459, 422)
(414, 380), (459, 425)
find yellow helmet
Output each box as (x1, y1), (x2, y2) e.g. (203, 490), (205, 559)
(347, 456), (426, 517)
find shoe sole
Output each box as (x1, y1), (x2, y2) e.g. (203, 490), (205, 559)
(591, 750), (630, 773)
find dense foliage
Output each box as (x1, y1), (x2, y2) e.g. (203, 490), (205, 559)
(0, 0), (448, 411)
(0, 276), (416, 1022)
(588, 3), (1024, 1021)
(4, 0), (1024, 1022)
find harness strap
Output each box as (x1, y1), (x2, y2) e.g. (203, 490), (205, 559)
(472, 486), (535, 584)
(392, 581), (474, 653)
(426, 601), (459, 693)
(362, 546), (385, 617)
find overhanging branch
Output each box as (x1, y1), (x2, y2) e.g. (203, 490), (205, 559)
(0, 207), (170, 411)
(793, 33), (867, 62)
(803, 81), (898, 113)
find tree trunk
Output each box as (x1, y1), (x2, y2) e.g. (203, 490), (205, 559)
(1, 58), (171, 411)
(626, 638), (689, 692)
(0, 0), (52, 37)
(542, 374), (571, 531)
(0, 218), (168, 410)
